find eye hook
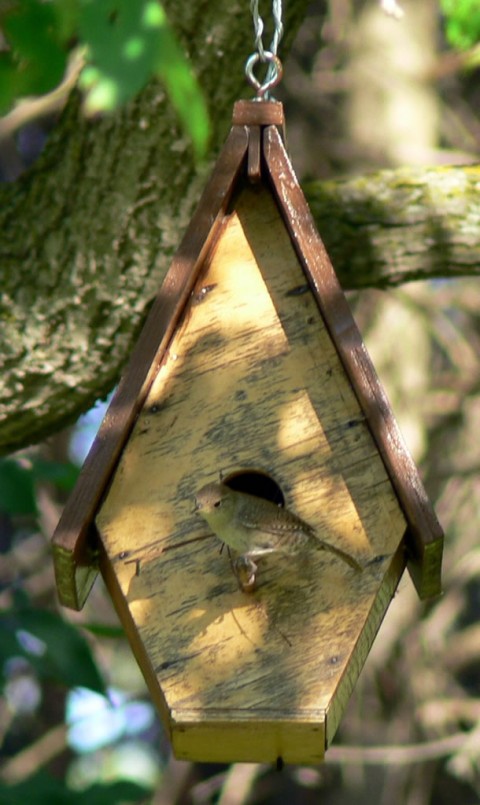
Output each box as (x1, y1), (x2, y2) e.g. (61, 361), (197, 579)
(245, 52), (283, 100)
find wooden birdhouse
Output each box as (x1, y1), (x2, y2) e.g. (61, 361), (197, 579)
(52, 101), (443, 765)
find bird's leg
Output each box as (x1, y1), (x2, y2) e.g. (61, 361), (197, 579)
(244, 547), (279, 559)
(231, 547), (283, 592)
(232, 555), (258, 593)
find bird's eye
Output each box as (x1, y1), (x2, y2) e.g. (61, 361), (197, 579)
(214, 500), (222, 508)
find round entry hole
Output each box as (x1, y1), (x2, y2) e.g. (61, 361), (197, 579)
(223, 469), (285, 507)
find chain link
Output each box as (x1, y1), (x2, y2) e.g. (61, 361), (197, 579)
(246, 0), (283, 99)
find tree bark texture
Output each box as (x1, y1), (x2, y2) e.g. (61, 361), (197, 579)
(0, 1), (479, 456)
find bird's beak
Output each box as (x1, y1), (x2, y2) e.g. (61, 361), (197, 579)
(192, 498), (201, 514)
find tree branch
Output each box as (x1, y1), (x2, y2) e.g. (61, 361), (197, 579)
(305, 166), (480, 289)
(0, 1), (479, 456)
(0, 1), (313, 455)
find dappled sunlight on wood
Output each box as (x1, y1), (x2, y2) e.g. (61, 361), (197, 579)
(95, 180), (408, 764)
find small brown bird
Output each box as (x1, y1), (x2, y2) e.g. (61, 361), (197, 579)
(194, 482), (362, 575)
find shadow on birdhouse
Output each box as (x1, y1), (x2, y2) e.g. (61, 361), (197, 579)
(52, 101), (443, 765)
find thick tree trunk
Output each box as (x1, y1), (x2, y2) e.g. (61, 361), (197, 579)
(0, 1), (312, 454)
(0, 1), (479, 455)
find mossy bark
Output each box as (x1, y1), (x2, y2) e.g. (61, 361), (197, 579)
(305, 165), (480, 289)
(0, 1), (479, 455)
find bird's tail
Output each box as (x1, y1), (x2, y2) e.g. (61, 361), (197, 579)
(319, 540), (363, 571)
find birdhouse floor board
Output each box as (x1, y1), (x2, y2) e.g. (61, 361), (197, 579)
(171, 715), (326, 764)
(96, 183), (407, 763)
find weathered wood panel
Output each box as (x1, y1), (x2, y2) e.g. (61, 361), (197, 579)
(264, 125), (443, 599)
(96, 185), (407, 763)
(51, 125), (249, 610)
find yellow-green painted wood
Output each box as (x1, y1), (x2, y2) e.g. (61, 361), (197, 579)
(96, 185), (407, 764)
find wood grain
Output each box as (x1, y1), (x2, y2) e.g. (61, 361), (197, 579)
(232, 100), (284, 126)
(51, 125), (249, 610)
(52, 103), (442, 762)
(96, 185), (408, 764)
(263, 125), (444, 600)
(247, 126), (262, 183)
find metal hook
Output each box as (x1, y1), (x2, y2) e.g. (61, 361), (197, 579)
(245, 52), (283, 99)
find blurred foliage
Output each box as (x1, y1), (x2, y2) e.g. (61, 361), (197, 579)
(440, 0), (480, 50)
(0, 595), (106, 695)
(0, 771), (150, 805)
(0, 0), (67, 110)
(0, 0), (210, 158)
(1, 1), (480, 803)
(0, 446), (157, 801)
(0, 457), (79, 516)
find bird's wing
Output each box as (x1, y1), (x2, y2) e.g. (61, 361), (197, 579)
(243, 505), (315, 536)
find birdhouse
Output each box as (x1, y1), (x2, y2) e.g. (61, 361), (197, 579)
(52, 101), (443, 765)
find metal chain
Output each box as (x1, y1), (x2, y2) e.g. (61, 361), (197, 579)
(245, 0), (402, 98)
(245, 0), (284, 99)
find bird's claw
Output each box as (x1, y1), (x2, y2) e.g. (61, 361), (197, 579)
(232, 555), (258, 593)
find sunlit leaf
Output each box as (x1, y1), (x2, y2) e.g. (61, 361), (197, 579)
(78, 0), (152, 107)
(0, 0), (210, 159)
(78, 0), (209, 157)
(441, 0), (480, 50)
(149, 2), (210, 159)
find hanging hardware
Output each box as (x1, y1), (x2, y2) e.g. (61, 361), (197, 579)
(246, 0), (283, 99)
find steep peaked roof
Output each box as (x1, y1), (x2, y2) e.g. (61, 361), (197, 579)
(52, 101), (443, 613)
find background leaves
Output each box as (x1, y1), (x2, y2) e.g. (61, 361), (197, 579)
(440, 0), (480, 50)
(0, 0), (210, 158)
(0, 457), (79, 516)
(0, 598), (106, 695)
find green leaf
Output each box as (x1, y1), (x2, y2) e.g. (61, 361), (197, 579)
(0, 55), (22, 114)
(0, 456), (79, 516)
(0, 0), (210, 158)
(0, 458), (37, 515)
(2, 0), (67, 97)
(82, 622), (125, 639)
(74, 780), (152, 805)
(78, 0), (210, 157)
(149, 2), (210, 160)
(0, 770), (69, 805)
(78, 0), (151, 109)
(0, 606), (106, 695)
(51, 0), (81, 42)
(0, 771), (150, 805)
(441, 0), (480, 50)
(31, 457), (80, 492)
